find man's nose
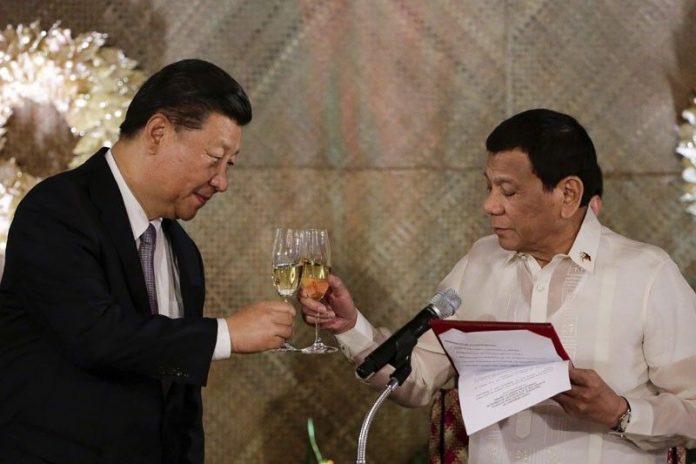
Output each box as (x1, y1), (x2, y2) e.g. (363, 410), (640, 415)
(483, 192), (503, 215)
(211, 169), (229, 193)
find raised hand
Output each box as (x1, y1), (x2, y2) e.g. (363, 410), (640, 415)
(225, 300), (296, 353)
(299, 274), (358, 334)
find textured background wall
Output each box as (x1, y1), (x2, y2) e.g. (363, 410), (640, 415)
(2, 1), (696, 462)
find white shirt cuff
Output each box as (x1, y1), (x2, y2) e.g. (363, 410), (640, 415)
(212, 318), (232, 360)
(624, 397), (652, 436)
(335, 310), (376, 359)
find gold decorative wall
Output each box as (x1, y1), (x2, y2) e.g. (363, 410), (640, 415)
(2, 1), (696, 462)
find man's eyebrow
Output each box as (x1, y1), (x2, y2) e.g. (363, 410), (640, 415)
(483, 172), (516, 184)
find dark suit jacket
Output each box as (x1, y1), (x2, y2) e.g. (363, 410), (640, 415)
(0, 149), (218, 464)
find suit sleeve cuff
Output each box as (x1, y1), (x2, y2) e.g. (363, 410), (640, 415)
(212, 318), (231, 360)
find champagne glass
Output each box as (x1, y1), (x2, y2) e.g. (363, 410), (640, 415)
(272, 228), (302, 352)
(300, 229), (338, 354)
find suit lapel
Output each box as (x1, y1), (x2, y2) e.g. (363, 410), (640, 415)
(162, 219), (205, 318)
(83, 148), (151, 315)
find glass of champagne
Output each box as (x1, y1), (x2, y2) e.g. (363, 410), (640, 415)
(300, 228), (338, 354)
(272, 228), (302, 352)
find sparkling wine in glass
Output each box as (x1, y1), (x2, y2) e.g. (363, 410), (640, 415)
(272, 228), (302, 352)
(300, 229), (337, 354)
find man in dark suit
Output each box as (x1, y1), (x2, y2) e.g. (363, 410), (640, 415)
(0, 59), (295, 463)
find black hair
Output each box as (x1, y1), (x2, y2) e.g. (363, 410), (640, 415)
(119, 59), (251, 137)
(485, 108), (601, 206)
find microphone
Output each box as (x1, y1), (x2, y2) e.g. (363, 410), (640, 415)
(355, 288), (461, 379)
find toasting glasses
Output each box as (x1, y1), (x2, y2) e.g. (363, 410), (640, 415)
(299, 229), (338, 354)
(270, 228), (338, 354)
(271, 228), (302, 352)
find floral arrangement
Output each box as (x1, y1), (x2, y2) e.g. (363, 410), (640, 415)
(0, 21), (145, 250)
(676, 98), (696, 216)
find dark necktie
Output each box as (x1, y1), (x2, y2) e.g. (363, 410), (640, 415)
(138, 224), (158, 315)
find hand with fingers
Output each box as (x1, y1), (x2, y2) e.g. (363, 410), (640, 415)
(553, 366), (629, 429)
(225, 300), (296, 353)
(299, 274), (358, 334)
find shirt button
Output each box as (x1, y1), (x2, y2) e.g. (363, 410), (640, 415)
(536, 283), (545, 291)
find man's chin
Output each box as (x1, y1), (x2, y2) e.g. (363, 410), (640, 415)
(496, 237), (519, 251)
(174, 208), (199, 221)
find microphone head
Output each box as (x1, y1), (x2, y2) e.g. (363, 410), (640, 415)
(429, 288), (461, 319)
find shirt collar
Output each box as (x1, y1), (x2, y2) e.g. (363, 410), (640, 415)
(503, 207), (601, 273)
(105, 149), (161, 241)
(504, 248), (519, 264)
(566, 207), (601, 273)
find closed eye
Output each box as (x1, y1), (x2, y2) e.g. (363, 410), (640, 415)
(205, 151), (224, 163)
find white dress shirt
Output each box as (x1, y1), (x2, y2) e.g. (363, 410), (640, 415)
(105, 150), (230, 360)
(337, 208), (696, 463)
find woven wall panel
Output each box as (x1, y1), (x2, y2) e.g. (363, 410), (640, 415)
(601, 176), (696, 277)
(507, 0), (685, 175)
(201, 0), (508, 170)
(189, 168), (489, 324)
(1, 1), (696, 463)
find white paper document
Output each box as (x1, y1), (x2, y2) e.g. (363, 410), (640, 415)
(438, 329), (571, 435)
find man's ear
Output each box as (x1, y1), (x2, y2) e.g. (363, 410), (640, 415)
(143, 113), (169, 153)
(557, 176), (583, 219)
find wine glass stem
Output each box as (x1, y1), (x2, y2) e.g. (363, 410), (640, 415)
(279, 298), (297, 351)
(314, 318), (321, 343)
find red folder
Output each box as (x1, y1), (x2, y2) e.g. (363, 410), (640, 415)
(430, 320), (570, 361)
